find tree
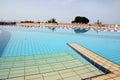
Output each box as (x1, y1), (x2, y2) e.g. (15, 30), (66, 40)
(0, 21), (16, 25)
(96, 20), (102, 24)
(47, 18), (58, 23)
(20, 21), (34, 23)
(72, 16), (89, 24)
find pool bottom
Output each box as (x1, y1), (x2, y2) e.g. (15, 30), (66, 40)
(0, 52), (104, 80)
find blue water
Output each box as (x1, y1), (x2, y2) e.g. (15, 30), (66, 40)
(0, 26), (120, 65)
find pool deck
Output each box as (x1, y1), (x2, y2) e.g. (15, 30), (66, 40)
(68, 43), (120, 80)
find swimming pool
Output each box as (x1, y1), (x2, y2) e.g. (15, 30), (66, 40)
(0, 26), (120, 65)
(0, 26), (120, 79)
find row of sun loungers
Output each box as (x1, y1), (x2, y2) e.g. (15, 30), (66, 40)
(1, 23), (120, 32)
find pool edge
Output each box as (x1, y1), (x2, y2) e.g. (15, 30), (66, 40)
(67, 43), (120, 80)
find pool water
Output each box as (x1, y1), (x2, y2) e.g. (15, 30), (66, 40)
(0, 26), (107, 79)
(0, 26), (120, 65)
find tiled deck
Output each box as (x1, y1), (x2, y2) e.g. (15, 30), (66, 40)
(0, 52), (104, 80)
(68, 43), (120, 80)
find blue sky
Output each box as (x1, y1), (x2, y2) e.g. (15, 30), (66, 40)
(0, 0), (120, 24)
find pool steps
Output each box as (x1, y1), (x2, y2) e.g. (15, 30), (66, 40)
(0, 52), (103, 80)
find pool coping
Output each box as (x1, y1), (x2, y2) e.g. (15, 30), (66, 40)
(67, 43), (120, 80)
(0, 29), (11, 57)
(0, 30), (2, 34)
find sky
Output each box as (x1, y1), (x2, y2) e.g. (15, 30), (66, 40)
(0, 0), (120, 24)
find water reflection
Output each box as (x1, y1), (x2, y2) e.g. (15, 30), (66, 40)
(74, 29), (88, 33)
(48, 27), (56, 31)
